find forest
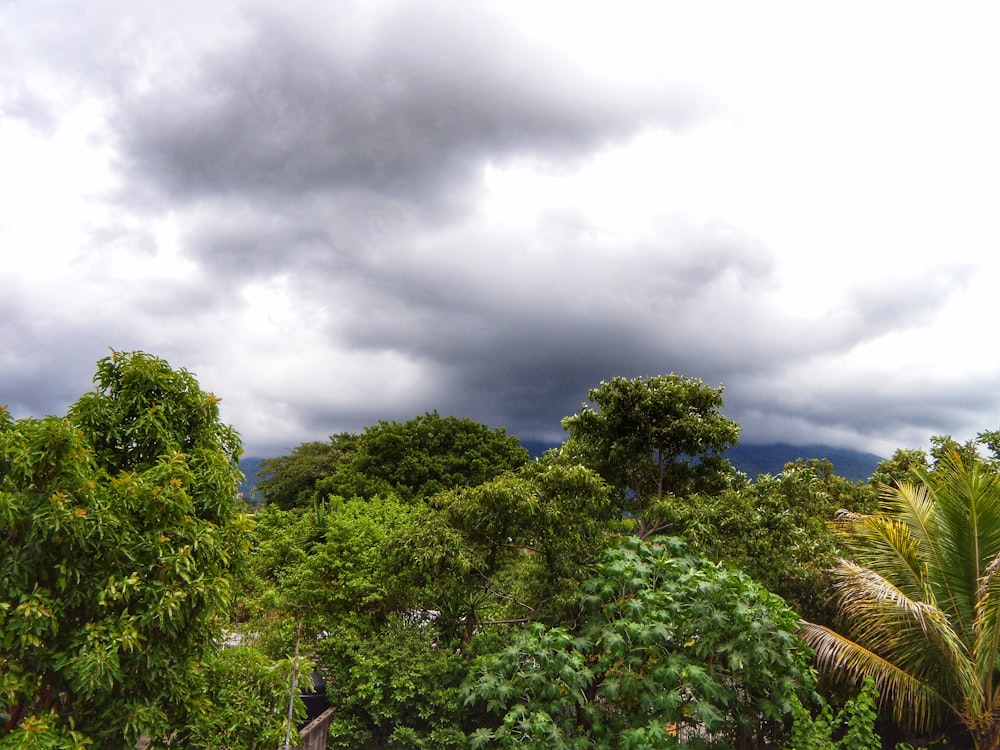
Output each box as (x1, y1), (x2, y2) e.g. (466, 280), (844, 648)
(4, 351), (1000, 749)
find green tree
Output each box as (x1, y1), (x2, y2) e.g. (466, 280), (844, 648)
(464, 537), (818, 749)
(561, 375), (740, 538)
(239, 495), (466, 749)
(173, 647), (305, 750)
(0, 351), (266, 748)
(668, 459), (875, 626)
(341, 411), (530, 501)
(255, 434), (358, 510)
(402, 461), (623, 637)
(799, 449), (1000, 749)
(869, 449), (930, 490)
(259, 412), (530, 508)
(242, 462), (620, 749)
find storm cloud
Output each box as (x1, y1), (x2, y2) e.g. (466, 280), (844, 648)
(3, 1), (1000, 461)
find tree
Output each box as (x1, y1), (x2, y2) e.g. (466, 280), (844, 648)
(561, 375), (740, 538)
(241, 462), (621, 749)
(799, 449), (1000, 749)
(402, 461), (623, 636)
(0, 351), (267, 748)
(342, 411), (530, 501)
(868, 448), (930, 490)
(240, 495), (471, 750)
(667, 458), (876, 626)
(258, 412), (530, 508)
(255, 434), (358, 510)
(464, 537), (818, 749)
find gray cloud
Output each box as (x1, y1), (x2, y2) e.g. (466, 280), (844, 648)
(116, 2), (711, 212)
(4, 1), (997, 462)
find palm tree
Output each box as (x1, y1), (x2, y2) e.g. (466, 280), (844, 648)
(800, 449), (1000, 750)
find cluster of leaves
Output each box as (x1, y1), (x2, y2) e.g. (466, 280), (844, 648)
(661, 458), (876, 626)
(561, 374), (740, 539)
(0, 352), (299, 749)
(786, 677), (881, 750)
(464, 537), (820, 749)
(255, 411), (530, 508)
(240, 458), (623, 748)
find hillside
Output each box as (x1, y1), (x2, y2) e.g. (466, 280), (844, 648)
(725, 443), (883, 482)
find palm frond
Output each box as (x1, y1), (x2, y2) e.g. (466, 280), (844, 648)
(832, 511), (929, 603)
(816, 451), (1000, 741)
(830, 559), (978, 703)
(799, 620), (950, 734)
(973, 548), (1000, 703)
(926, 451), (1000, 644)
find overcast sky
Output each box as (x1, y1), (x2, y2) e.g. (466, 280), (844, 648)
(3, 1), (1000, 460)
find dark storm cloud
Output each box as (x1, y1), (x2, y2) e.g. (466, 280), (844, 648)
(116, 2), (711, 212)
(6, 1), (991, 461)
(732, 370), (1000, 454)
(0, 294), (112, 418)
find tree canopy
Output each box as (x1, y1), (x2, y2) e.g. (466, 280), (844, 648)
(256, 412), (529, 508)
(0, 351), (288, 749)
(464, 537), (818, 749)
(561, 374), (740, 538)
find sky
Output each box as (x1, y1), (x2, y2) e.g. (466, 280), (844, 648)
(3, 1), (1000, 461)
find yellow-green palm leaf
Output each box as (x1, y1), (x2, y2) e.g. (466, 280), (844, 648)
(801, 449), (1000, 746)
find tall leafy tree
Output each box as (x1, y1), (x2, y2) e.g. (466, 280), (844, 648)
(257, 412), (529, 508)
(800, 449), (1000, 749)
(403, 461), (622, 637)
(0, 352), (261, 748)
(343, 411), (530, 501)
(562, 375), (739, 538)
(255, 434), (358, 510)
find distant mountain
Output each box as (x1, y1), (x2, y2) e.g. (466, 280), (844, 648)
(237, 456), (266, 502)
(725, 443), (883, 482)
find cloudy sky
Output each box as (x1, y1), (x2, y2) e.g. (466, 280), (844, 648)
(3, 1), (1000, 460)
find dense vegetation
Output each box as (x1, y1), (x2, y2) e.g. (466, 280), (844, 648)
(0, 352), (300, 749)
(6, 357), (1000, 748)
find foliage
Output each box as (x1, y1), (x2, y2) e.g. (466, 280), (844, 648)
(240, 494), (469, 748)
(0, 351), (253, 748)
(668, 458), (875, 626)
(870, 429), (1000, 491)
(345, 411), (529, 501)
(869, 449), (931, 491)
(165, 647), (304, 750)
(255, 435), (358, 510)
(239, 495), (420, 652)
(800, 449), (1000, 750)
(257, 412), (530, 509)
(242, 462), (621, 748)
(464, 537), (817, 749)
(317, 619), (472, 750)
(785, 677), (881, 750)
(403, 461), (624, 634)
(561, 375), (739, 538)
